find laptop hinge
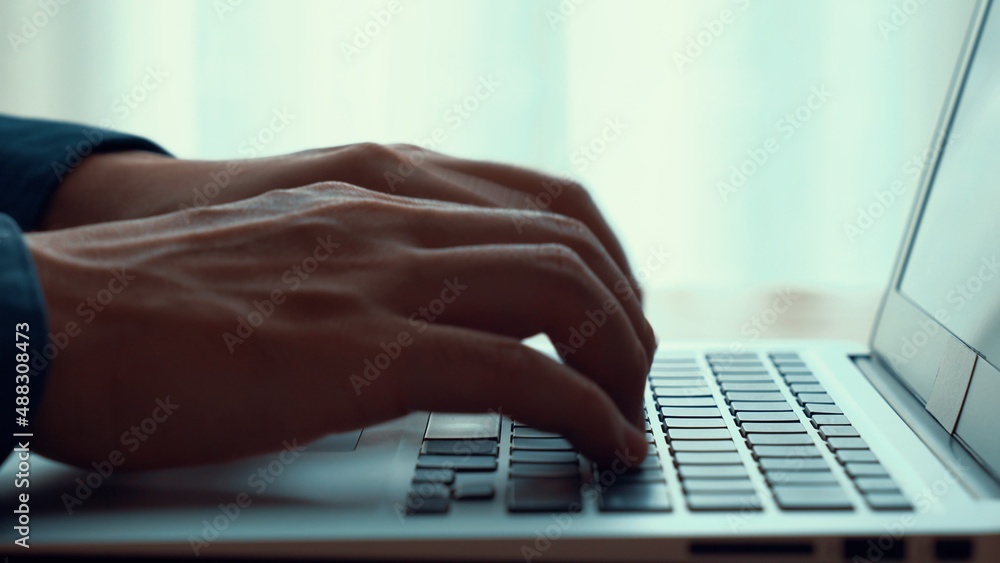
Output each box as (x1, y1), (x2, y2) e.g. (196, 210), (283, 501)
(852, 354), (1000, 498)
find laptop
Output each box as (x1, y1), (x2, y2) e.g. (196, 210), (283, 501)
(4, 2), (1000, 561)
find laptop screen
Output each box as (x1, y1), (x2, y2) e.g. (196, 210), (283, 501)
(899, 0), (1000, 370)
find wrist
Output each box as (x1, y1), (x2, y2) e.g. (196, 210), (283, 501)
(40, 151), (177, 230)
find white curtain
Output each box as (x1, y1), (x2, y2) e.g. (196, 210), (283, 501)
(0, 0), (978, 291)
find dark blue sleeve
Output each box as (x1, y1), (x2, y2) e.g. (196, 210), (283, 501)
(1, 214), (50, 459)
(0, 114), (171, 460)
(0, 113), (171, 231)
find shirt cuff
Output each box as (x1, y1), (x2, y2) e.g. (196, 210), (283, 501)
(0, 114), (172, 231)
(0, 213), (50, 459)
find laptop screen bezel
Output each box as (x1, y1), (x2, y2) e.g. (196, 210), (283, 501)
(869, 0), (996, 459)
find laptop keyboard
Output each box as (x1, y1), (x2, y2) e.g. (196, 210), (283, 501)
(404, 351), (912, 515)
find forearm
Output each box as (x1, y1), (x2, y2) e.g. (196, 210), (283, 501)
(39, 150), (336, 230)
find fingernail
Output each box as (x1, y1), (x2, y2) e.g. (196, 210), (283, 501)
(622, 423), (648, 464)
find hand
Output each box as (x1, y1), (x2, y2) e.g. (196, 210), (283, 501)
(41, 144), (640, 301)
(28, 183), (655, 469)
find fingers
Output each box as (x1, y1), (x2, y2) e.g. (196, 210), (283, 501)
(394, 146), (640, 300)
(317, 143), (642, 302)
(383, 244), (650, 425)
(397, 324), (648, 467)
(401, 203), (655, 359)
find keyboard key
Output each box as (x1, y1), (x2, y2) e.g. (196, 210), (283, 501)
(667, 428), (732, 440)
(735, 411), (799, 423)
(612, 468), (667, 484)
(854, 477), (901, 493)
(675, 452), (742, 465)
(657, 396), (717, 407)
(758, 457), (830, 471)
(835, 450), (878, 464)
(746, 433), (815, 446)
(796, 393), (834, 404)
(784, 375), (818, 384)
(845, 462), (889, 478)
(774, 360), (808, 369)
(653, 387), (713, 398)
(865, 492), (911, 510)
(769, 352), (800, 360)
(741, 422), (807, 434)
(730, 401), (793, 412)
(512, 438), (574, 451)
(670, 440), (737, 452)
(408, 482), (450, 499)
(660, 406), (722, 418)
(649, 367), (702, 376)
(512, 427), (563, 439)
(424, 413), (500, 440)
(453, 482), (495, 500)
(417, 455), (498, 471)
(715, 374), (773, 382)
(682, 479), (755, 493)
(510, 463), (580, 479)
(662, 417), (727, 428)
(421, 439), (498, 456)
(721, 383), (780, 392)
(413, 468), (456, 484)
(725, 391), (787, 402)
(827, 437), (869, 450)
(507, 477), (582, 513)
(812, 414), (851, 426)
(804, 403), (843, 416)
(678, 465), (749, 479)
(765, 470), (838, 486)
(772, 486), (852, 510)
(790, 383), (826, 394)
(686, 494), (761, 511)
(599, 483), (671, 512)
(707, 352), (759, 361)
(649, 361), (701, 373)
(511, 450), (579, 464)
(649, 377), (707, 387)
(711, 360), (766, 368)
(818, 425), (859, 438)
(753, 445), (823, 458)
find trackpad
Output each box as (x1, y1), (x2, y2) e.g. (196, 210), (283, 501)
(305, 429), (363, 452)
